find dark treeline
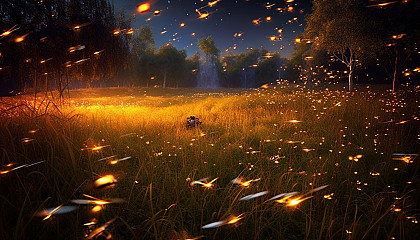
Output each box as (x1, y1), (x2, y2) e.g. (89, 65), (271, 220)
(0, 0), (134, 97)
(1, 0), (419, 97)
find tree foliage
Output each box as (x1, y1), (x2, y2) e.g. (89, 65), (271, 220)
(197, 36), (220, 58)
(156, 43), (187, 88)
(0, 0), (132, 97)
(304, 0), (381, 91)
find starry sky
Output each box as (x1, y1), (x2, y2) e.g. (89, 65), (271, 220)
(112, 0), (312, 58)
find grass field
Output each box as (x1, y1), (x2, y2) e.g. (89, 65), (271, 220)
(0, 84), (419, 240)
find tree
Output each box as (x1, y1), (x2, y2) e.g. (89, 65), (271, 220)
(156, 43), (187, 88)
(131, 25), (156, 86)
(304, 0), (381, 91)
(197, 36), (220, 58)
(373, 1), (420, 92)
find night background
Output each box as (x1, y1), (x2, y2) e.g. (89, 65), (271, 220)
(0, 0), (419, 239)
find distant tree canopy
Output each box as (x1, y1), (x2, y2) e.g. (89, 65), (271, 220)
(0, 0), (132, 96)
(221, 48), (284, 88)
(198, 36), (220, 58)
(156, 43), (188, 88)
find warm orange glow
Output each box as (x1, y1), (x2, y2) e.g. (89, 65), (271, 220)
(287, 6), (294, 12)
(227, 214), (244, 224)
(94, 175), (117, 189)
(180, 23), (185, 27)
(137, 3), (151, 13)
(92, 205), (103, 212)
(208, 0), (222, 7)
(126, 28), (134, 34)
(15, 36), (25, 43)
(1, 31), (11, 37)
(270, 36), (276, 41)
(153, 10), (160, 16)
(197, 10), (210, 19)
(113, 30), (120, 35)
(266, 16), (272, 22)
(288, 120), (302, 123)
(295, 38), (301, 43)
(252, 18), (261, 25)
(286, 196), (312, 207)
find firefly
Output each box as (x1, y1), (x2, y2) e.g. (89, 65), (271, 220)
(94, 175), (117, 189)
(153, 10), (161, 16)
(265, 3), (275, 9)
(37, 205), (78, 221)
(137, 2), (151, 13)
(208, 0), (222, 7)
(190, 177), (218, 188)
(232, 177), (260, 187)
(87, 218), (116, 240)
(126, 28), (135, 34)
(367, 1), (398, 7)
(288, 119), (302, 123)
(196, 9), (209, 19)
(266, 16), (272, 22)
(81, 144), (110, 151)
(226, 214), (245, 225)
(15, 34), (27, 43)
(252, 18), (261, 25)
(180, 23), (185, 27)
(1, 25), (19, 38)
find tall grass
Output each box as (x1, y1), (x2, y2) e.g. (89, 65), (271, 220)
(0, 85), (418, 239)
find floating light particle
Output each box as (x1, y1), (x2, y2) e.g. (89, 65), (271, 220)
(94, 175), (117, 189)
(137, 3), (151, 13)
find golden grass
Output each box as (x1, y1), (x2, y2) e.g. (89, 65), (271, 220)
(0, 85), (418, 239)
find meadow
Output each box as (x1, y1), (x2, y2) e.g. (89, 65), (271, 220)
(0, 83), (419, 240)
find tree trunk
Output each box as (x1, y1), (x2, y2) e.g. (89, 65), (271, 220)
(392, 49), (398, 93)
(348, 63), (353, 92)
(34, 67), (38, 114)
(163, 72), (167, 88)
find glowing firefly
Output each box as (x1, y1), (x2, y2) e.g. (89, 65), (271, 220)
(137, 2), (151, 13)
(15, 33), (29, 43)
(231, 177), (261, 187)
(94, 175), (117, 189)
(208, 0), (222, 7)
(1, 25), (19, 38)
(190, 177), (218, 188)
(196, 9), (210, 19)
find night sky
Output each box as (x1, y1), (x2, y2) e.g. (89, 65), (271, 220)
(112, 0), (312, 58)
